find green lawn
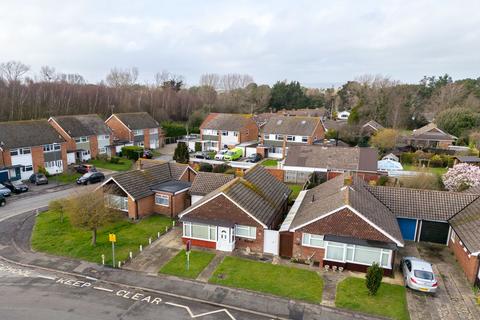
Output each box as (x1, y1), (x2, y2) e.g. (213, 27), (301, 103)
(50, 172), (81, 184)
(89, 158), (133, 171)
(159, 250), (215, 278)
(31, 210), (172, 265)
(402, 164), (448, 176)
(209, 256), (323, 303)
(288, 184), (303, 201)
(335, 277), (410, 320)
(261, 159), (279, 167)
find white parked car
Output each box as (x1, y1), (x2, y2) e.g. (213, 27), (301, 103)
(214, 149), (229, 160)
(401, 257), (438, 293)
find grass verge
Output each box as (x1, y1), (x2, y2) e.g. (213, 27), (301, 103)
(261, 159), (279, 167)
(89, 158), (133, 171)
(209, 256), (323, 303)
(160, 250), (215, 279)
(50, 172), (81, 184)
(31, 210), (172, 265)
(287, 184), (303, 201)
(335, 277), (410, 320)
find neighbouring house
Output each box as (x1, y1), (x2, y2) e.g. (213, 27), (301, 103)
(382, 153), (399, 162)
(276, 108), (326, 118)
(280, 174), (404, 275)
(449, 198), (480, 285)
(280, 145), (378, 183)
(406, 122), (457, 149)
(322, 119), (347, 134)
(453, 156), (480, 166)
(100, 162), (197, 219)
(189, 172), (235, 204)
(105, 112), (164, 149)
(257, 115), (324, 159)
(0, 120), (67, 181)
(48, 114), (113, 164)
(361, 120), (384, 136)
(179, 165), (292, 254)
(336, 110), (350, 120)
(198, 113), (259, 151)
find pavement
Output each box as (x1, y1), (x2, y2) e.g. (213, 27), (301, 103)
(399, 242), (480, 320)
(0, 210), (382, 320)
(154, 143), (176, 162)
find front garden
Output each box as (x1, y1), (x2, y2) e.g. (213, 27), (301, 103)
(88, 157), (133, 171)
(159, 250), (215, 279)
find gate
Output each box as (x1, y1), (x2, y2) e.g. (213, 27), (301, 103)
(279, 232), (293, 258)
(263, 230), (279, 255)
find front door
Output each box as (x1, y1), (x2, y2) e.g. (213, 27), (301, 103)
(216, 227), (234, 252)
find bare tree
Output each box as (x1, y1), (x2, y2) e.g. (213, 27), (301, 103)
(106, 67), (138, 87)
(220, 73), (254, 91)
(199, 73), (220, 88)
(0, 61), (30, 83)
(39, 66), (56, 82)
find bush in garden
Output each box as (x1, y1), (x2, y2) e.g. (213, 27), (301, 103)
(109, 156), (120, 164)
(429, 155), (444, 167)
(121, 146), (144, 160)
(400, 152), (414, 164)
(442, 163), (480, 191)
(212, 164), (232, 173)
(194, 142), (202, 152)
(366, 262), (384, 296)
(173, 142), (189, 164)
(199, 163), (213, 172)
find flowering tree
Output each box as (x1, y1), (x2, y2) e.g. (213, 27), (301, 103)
(442, 163), (480, 191)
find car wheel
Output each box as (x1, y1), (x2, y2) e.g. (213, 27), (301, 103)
(0, 201), (5, 207)
(84, 181), (88, 185)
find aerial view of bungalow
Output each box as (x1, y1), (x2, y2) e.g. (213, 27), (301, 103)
(49, 114), (113, 164)
(105, 112), (164, 149)
(0, 120), (67, 181)
(361, 119), (384, 136)
(100, 162), (196, 219)
(189, 171), (235, 204)
(281, 145), (378, 183)
(257, 115), (324, 159)
(179, 165), (291, 254)
(197, 113), (258, 151)
(406, 122), (457, 148)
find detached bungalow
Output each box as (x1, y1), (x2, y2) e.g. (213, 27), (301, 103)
(281, 145), (378, 183)
(361, 120), (384, 136)
(0, 120), (67, 181)
(105, 112), (164, 149)
(406, 122), (457, 149)
(281, 175), (404, 275)
(179, 165), (291, 254)
(100, 162), (196, 219)
(189, 172), (235, 204)
(49, 114), (113, 163)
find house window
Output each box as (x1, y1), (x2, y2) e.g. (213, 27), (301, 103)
(149, 128), (158, 134)
(302, 233), (324, 248)
(100, 135), (110, 140)
(324, 241), (392, 268)
(43, 144), (61, 152)
(105, 194), (128, 212)
(222, 131), (228, 136)
(183, 222), (216, 241)
(132, 129), (143, 136)
(21, 165), (33, 172)
(74, 137), (89, 143)
(99, 147), (107, 154)
(10, 149), (18, 156)
(325, 242), (345, 261)
(235, 225), (256, 239)
(276, 134), (284, 141)
(301, 136), (308, 143)
(233, 131), (239, 137)
(268, 147), (283, 154)
(11, 148), (31, 156)
(263, 134), (270, 140)
(44, 160), (63, 168)
(155, 194), (169, 207)
(287, 135), (294, 141)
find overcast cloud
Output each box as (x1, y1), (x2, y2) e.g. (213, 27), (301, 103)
(0, 0), (479, 87)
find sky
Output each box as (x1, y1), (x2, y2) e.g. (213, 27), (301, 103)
(0, 0), (479, 87)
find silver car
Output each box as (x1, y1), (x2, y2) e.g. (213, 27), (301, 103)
(401, 256), (438, 293)
(0, 183), (12, 197)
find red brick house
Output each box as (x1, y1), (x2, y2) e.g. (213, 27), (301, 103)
(406, 122), (457, 149)
(0, 120), (67, 181)
(281, 175), (404, 275)
(199, 113), (259, 151)
(105, 112), (164, 149)
(48, 114), (113, 164)
(100, 162), (196, 219)
(179, 165), (291, 253)
(257, 115), (324, 159)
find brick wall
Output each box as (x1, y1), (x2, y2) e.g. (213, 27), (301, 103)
(106, 116), (131, 141)
(240, 121), (259, 143)
(31, 146), (45, 172)
(292, 230), (326, 262)
(90, 135), (99, 158)
(137, 196), (154, 218)
(312, 120), (325, 142)
(449, 233), (480, 284)
(265, 168), (284, 181)
(0, 150), (12, 167)
(128, 197), (137, 219)
(144, 130), (150, 148)
(182, 237), (216, 249)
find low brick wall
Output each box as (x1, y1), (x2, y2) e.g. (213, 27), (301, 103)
(265, 168), (284, 181)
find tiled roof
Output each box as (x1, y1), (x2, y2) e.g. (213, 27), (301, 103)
(51, 114), (111, 137)
(366, 186), (478, 221)
(113, 112), (159, 130)
(322, 119), (347, 132)
(455, 156), (480, 163)
(284, 145), (378, 172)
(181, 165), (291, 226)
(110, 162), (189, 199)
(0, 120), (65, 149)
(449, 198), (480, 253)
(262, 115), (321, 136)
(411, 123), (456, 140)
(276, 108), (326, 118)
(189, 172), (234, 196)
(362, 120), (384, 131)
(288, 175), (404, 245)
(464, 186), (480, 194)
(200, 113), (256, 131)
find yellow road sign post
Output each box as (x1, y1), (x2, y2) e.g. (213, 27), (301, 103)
(109, 233), (116, 268)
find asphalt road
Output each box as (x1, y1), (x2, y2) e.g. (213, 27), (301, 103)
(0, 261), (271, 320)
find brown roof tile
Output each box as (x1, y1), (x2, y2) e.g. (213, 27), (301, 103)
(189, 172), (235, 196)
(449, 198), (480, 253)
(262, 115), (321, 136)
(200, 113), (256, 131)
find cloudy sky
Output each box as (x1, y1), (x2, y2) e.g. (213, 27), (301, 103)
(1, 0), (479, 87)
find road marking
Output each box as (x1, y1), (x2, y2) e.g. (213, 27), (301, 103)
(37, 275), (56, 281)
(56, 277), (92, 288)
(93, 286), (114, 293)
(115, 290), (162, 304)
(85, 276), (98, 281)
(165, 302), (236, 319)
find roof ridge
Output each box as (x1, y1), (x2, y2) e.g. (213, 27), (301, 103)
(369, 184), (478, 197)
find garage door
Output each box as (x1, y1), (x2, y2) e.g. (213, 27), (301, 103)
(397, 218), (417, 241)
(419, 220), (450, 244)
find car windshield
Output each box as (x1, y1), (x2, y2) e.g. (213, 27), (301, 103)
(414, 270), (434, 280)
(0, 184), (5, 188)
(83, 172), (93, 178)
(227, 151), (235, 155)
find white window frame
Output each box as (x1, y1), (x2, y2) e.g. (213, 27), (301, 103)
(10, 149), (18, 156)
(21, 165), (33, 172)
(221, 130), (228, 136)
(99, 147), (107, 154)
(183, 222), (217, 242)
(301, 136), (308, 143)
(74, 136), (89, 143)
(132, 129), (143, 136)
(235, 225), (256, 239)
(276, 134), (284, 141)
(11, 147), (32, 156)
(301, 233), (325, 248)
(324, 241), (392, 269)
(233, 131), (239, 137)
(155, 194), (170, 207)
(287, 135), (294, 142)
(149, 128), (158, 134)
(263, 134), (270, 140)
(105, 194), (128, 212)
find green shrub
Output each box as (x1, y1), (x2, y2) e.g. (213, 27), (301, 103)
(121, 146), (144, 160)
(199, 163), (213, 172)
(212, 164), (232, 173)
(366, 262), (384, 295)
(173, 142), (190, 164)
(37, 165), (50, 177)
(194, 142), (202, 152)
(109, 156), (120, 164)
(400, 152), (414, 164)
(429, 155), (444, 167)
(378, 176), (389, 186)
(161, 121), (187, 137)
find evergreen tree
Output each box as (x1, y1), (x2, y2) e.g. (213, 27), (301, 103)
(173, 142), (190, 164)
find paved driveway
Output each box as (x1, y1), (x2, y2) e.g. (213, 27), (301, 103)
(399, 242), (480, 320)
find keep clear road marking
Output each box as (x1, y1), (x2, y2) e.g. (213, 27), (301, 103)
(93, 286), (114, 293)
(165, 302), (237, 320)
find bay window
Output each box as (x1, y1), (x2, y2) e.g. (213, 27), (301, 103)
(235, 225), (256, 239)
(183, 222), (216, 241)
(324, 241), (392, 268)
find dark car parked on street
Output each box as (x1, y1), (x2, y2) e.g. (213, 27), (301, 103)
(0, 183), (12, 197)
(29, 173), (49, 185)
(246, 153), (263, 163)
(76, 172), (105, 185)
(75, 164), (97, 174)
(3, 180), (29, 193)
(0, 194), (5, 207)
